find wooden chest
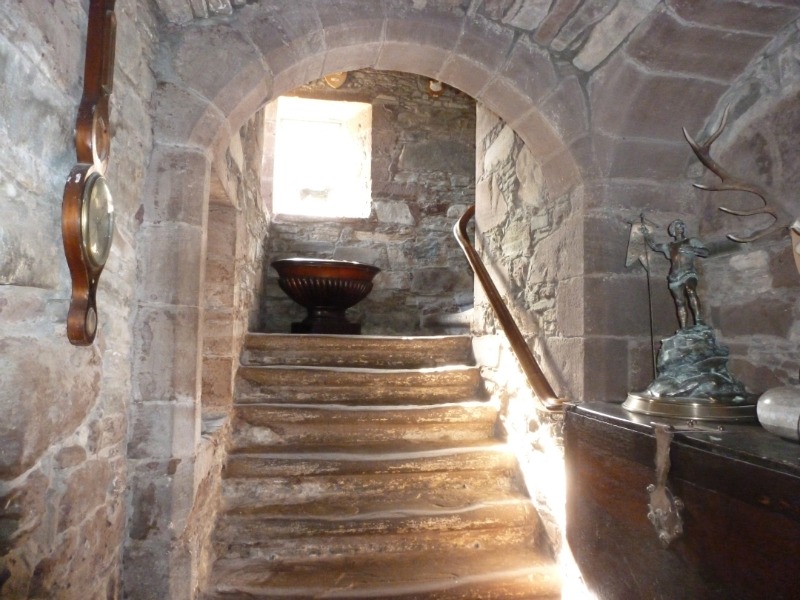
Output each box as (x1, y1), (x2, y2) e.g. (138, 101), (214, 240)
(564, 402), (800, 600)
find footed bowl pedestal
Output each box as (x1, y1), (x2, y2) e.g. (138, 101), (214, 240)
(271, 258), (380, 335)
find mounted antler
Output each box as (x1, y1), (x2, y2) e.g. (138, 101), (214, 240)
(683, 106), (790, 243)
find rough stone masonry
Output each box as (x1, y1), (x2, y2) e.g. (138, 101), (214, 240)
(1, 1), (799, 599)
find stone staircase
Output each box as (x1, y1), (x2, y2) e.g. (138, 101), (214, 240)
(203, 333), (560, 599)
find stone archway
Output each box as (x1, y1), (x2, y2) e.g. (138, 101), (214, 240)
(125, 10), (584, 598)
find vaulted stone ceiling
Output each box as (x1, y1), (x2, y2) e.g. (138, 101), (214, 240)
(153, 0), (799, 77)
(149, 0), (800, 187)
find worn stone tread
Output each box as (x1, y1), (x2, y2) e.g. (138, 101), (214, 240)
(235, 365), (483, 405)
(215, 498), (535, 547)
(229, 401), (498, 450)
(223, 441), (517, 478)
(204, 547), (560, 599)
(220, 489), (532, 520)
(216, 526), (538, 563)
(242, 333), (475, 369)
(221, 469), (521, 512)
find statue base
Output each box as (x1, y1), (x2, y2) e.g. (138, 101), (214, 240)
(623, 392), (757, 422)
(624, 323), (757, 422)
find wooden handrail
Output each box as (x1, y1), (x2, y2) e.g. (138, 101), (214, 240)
(454, 205), (566, 412)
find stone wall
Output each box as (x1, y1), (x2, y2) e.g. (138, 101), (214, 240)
(0, 2), (792, 598)
(469, 28), (800, 566)
(0, 0), (157, 597)
(694, 27), (800, 394)
(202, 111), (270, 412)
(260, 69), (475, 335)
(472, 105), (581, 558)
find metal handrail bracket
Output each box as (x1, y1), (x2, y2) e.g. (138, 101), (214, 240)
(454, 205), (566, 413)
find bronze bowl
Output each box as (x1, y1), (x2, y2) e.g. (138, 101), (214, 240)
(271, 258), (381, 334)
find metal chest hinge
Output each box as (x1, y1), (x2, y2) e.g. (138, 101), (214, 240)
(646, 424), (684, 546)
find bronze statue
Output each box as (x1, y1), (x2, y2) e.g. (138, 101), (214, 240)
(641, 220), (709, 330)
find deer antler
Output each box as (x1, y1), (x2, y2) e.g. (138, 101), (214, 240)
(683, 106), (789, 243)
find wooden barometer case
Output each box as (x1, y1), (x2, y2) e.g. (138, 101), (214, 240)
(62, 0), (117, 345)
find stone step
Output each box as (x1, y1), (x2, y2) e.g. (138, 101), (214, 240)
(242, 333), (474, 369)
(236, 365), (484, 405)
(204, 547), (560, 599)
(215, 524), (538, 564)
(213, 497), (538, 561)
(229, 401), (499, 451)
(221, 469), (522, 514)
(206, 333), (559, 599)
(223, 442), (517, 479)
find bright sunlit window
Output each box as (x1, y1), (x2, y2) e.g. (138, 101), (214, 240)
(273, 96), (372, 218)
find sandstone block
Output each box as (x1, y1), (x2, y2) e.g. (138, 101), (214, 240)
(501, 0), (551, 30)
(137, 223), (205, 306)
(374, 201), (415, 225)
(384, 12), (462, 52)
(480, 78), (545, 136)
(583, 273), (650, 337)
(0, 35), (75, 190)
(584, 212), (635, 275)
(143, 145), (210, 227)
(714, 296), (794, 338)
(593, 134), (690, 181)
(534, 0), (583, 45)
(590, 54), (726, 140)
(127, 457), (199, 545)
(626, 12), (769, 83)
(132, 304), (202, 403)
(498, 36), (558, 105)
(0, 202), (61, 289)
(530, 214), (582, 281)
(58, 459), (114, 533)
(128, 400), (199, 459)
(323, 43), (383, 76)
(207, 203), (238, 259)
(205, 256), (237, 310)
(152, 81), (226, 149)
(502, 219), (532, 258)
(438, 55), (494, 99)
(628, 337), (659, 393)
(540, 76), (588, 144)
(173, 25), (267, 108)
(411, 267), (470, 296)
(552, 0), (619, 53)
(376, 42), (448, 78)
(317, 1), (385, 47)
(400, 140), (474, 174)
(87, 413), (128, 457)
(573, 0), (659, 71)
(510, 108), (564, 163)
(271, 54), (327, 98)
(667, 0), (799, 35)
(153, 0), (194, 23)
(201, 357), (236, 410)
(582, 178), (692, 212)
(203, 308), (237, 358)
(0, 468), (48, 555)
(0, 336), (100, 478)
(55, 445), (87, 469)
(540, 147), (581, 201)
(555, 276), (584, 337)
(457, 15), (516, 71)
(540, 335), (585, 400)
(583, 336), (630, 401)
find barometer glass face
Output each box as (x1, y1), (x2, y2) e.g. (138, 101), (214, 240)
(81, 173), (114, 270)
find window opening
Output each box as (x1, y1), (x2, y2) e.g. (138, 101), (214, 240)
(273, 96), (372, 218)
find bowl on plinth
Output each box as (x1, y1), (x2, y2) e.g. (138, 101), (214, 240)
(271, 258), (380, 334)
